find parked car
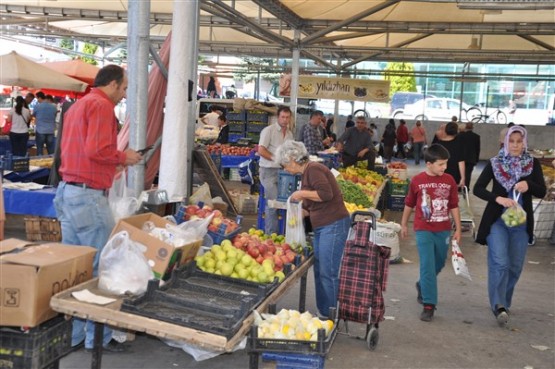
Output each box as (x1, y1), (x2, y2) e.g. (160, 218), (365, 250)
(547, 94), (555, 125)
(390, 92), (435, 118)
(401, 98), (472, 122)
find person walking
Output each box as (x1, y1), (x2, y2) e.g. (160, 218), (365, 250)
(257, 106), (294, 234)
(410, 120), (427, 165)
(381, 121), (396, 163)
(396, 119), (409, 159)
(54, 65), (143, 352)
(6, 96), (31, 157)
(276, 140), (350, 318)
(32, 91), (57, 155)
(459, 122), (481, 189)
(435, 122), (465, 187)
(473, 125), (546, 326)
(336, 115), (375, 171)
(400, 144), (461, 322)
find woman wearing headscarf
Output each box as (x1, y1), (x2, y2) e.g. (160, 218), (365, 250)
(474, 125), (546, 327)
(6, 96), (31, 157)
(275, 140), (350, 318)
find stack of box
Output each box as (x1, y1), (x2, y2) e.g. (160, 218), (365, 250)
(227, 110), (247, 143)
(277, 170), (302, 202)
(246, 110), (269, 144)
(532, 199), (555, 238)
(387, 179), (410, 211)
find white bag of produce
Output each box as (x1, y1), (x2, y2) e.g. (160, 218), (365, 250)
(98, 231), (153, 295)
(109, 171), (140, 222)
(373, 221), (402, 261)
(285, 197), (306, 249)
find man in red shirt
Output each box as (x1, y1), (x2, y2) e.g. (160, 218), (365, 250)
(54, 65), (142, 353)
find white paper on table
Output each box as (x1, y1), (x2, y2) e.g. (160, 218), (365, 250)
(72, 289), (117, 305)
(330, 168), (340, 178)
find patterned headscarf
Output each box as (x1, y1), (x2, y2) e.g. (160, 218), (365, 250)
(491, 125), (533, 192)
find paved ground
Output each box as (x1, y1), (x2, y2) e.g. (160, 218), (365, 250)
(52, 161), (554, 369)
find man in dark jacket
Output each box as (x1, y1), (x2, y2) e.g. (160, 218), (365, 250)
(460, 122), (481, 189)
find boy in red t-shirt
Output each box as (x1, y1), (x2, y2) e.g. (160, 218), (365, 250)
(401, 144), (461, 322)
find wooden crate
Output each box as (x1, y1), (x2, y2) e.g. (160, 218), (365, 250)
(24, 216), (62, 242)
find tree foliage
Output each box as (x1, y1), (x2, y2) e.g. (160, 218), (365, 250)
(79, 43), (99, 66)
(233, 57), (280, 84)
(384, 62), (417, 96)
(59, 38), (74, 51)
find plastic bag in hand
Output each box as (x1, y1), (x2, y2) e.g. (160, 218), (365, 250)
(451, 240), (471, 281)
(109, 172), (140, 222)
(285, 197), (306, 250)
(98, 231), (153, 295)
(501, 191), (527, 227)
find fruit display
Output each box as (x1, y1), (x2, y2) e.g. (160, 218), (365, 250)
(254, 309), (334, 341)
(29, 157), (53, 168)
(339, 167), (384, 187)
(337, 180), (372, 208)
(206, 144), (255, 156)
(195, 240), (286, 283)
(232, 228), (302, 267)
(501, 206), (527, 227)
(178, 204), (240, 235)
(344, 201), (367, 213)
(387, 161), (408, 170)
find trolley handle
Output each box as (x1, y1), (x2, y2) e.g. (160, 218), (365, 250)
(350, 211), (377, 230)
(462, 186), (470, 209)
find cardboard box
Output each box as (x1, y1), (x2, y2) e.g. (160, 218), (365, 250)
(0, 239), (96, 327)
(110, 213), (202, 280)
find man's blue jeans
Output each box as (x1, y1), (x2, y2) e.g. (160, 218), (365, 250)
(54, 182), (115, 349)
(415, 230), (451, 306)
(486, 218), (529, 313)
(259, 167), (280, 234)
(313, 216), (350, 317)
(36, 133), (55, 155)
(413, 142), (424, 164)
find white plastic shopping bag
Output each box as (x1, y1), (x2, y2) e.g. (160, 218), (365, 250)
(451, 240), (471, 281)
(109, 171), (140, 222)
(285, 197), (306, 250)
(98, 231), (153, 295)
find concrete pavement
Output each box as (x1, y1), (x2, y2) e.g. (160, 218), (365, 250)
(59, 161), (555, 369)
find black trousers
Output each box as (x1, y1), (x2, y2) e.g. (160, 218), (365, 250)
(465, 162), (475, 189)
(342, 150), (376, 171)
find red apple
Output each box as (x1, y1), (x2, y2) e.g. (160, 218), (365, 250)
(267, 244), (276, 254)
(208, 224), (218, 232)
(213, 210), (223, 218)
(185, 205), (198, 215)
(281, 243), (291, 251)
(248, 246), (260, 258)
(264, 252), (273, 259)
(258, 244), (268, 255)
(256, 255), (264, 264)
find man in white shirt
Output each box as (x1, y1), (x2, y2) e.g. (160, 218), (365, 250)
(258, 106), (294, 234)
(201, 105), (222, 127)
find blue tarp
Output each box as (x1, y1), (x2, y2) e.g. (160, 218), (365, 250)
(3, 187), (57, 217)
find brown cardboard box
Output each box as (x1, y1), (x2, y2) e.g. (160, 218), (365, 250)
(110, 213), (202, 280)
(0, 239), (95, 327)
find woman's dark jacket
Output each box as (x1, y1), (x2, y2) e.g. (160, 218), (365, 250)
(473, 158), (546, 244)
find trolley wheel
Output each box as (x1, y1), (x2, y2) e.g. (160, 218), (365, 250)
(366, 327), (379, 351)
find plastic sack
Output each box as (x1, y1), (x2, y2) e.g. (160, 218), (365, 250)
(285, 197), (306, 249)
(98, 231), (153, 295)
(109, 172), (140, 222)
(451, 240), (471, 281)
(161, 337), (246, 361)
(238, 159), (253, 185)
(189, 183), (213, 207)
(502, 191), (527, 227)
(166, 213), (214, 244)
(373, 220), (401, 261)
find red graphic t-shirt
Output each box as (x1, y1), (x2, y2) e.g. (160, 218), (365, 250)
(405, 172), (459, 232)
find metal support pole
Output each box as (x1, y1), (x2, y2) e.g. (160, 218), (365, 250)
(127, 0), (150, 197)
(290, 30), (301, 131)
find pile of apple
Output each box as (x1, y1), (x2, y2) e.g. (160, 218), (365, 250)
(231, 229), (300, 271)
(180, 204), (240, 235)
(195, 240), (286, 284)
(206, 144), (255, 156)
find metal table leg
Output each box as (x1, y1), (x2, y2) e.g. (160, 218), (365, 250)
(91, 322), (104, 369)
(299, 269), (308, 312)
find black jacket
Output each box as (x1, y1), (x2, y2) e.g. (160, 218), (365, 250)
(460, 131), (481, 165)
(473, 158), (546, 244)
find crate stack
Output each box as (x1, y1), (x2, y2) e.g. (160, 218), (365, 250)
(227, 110), (247, 143)
(387, 179), (410, 211)
(246, 110), (269, 144)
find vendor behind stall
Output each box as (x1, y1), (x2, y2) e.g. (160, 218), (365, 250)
(214, 114), (229, 144)
(335, 115), (375, 171)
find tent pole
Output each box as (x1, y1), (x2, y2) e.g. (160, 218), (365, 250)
(127, 0), (150, 196)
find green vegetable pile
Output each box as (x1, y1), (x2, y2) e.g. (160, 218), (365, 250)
(338, 180), (372, 208)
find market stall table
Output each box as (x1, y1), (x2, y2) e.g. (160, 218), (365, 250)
(4, 167), (50, 183)
(50, 256), (314, 369)
(2, 187), (56, 217)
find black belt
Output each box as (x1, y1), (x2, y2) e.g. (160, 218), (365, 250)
(66, 182), (108, 195)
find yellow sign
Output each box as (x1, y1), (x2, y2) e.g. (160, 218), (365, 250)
(279, 74), (390, 102)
